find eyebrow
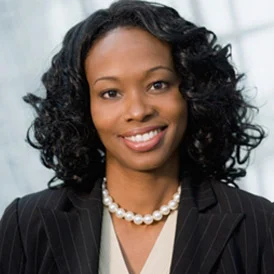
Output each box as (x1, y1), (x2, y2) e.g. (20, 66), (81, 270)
(92, 65), (174, 86)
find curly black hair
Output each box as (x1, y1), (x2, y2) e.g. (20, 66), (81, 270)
(23, 0), (265, 190)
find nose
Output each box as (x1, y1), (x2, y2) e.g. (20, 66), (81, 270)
(124, 90), (155, 122)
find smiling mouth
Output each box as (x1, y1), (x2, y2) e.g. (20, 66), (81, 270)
(124, 128), (163, 143)
(120, 126), (167, 152)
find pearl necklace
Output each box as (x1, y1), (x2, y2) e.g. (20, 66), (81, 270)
(102, 177), (181, 225)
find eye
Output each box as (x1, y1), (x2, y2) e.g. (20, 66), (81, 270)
(101, 90), (121, 99)
(150, 81), (169, 91)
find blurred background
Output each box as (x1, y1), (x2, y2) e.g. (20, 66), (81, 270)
(1, 0), (274, 215)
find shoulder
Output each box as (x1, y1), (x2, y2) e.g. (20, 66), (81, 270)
(212, 181), (273, 213)
(0, 187), (71, 242)
(211, 181), (274, 229)
(16, 187), (70, 213)
(0, 187), (71, 264)
(212, 182), (274, 269)
(0, 188), (71, 273)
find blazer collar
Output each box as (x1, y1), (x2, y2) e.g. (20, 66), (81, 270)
(170, 177), (244, 273)
(39, 177), (244, 274)
(39, 178), (104, 274)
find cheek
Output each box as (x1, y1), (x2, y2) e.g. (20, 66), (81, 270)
(178, 101), (188, 123)
(169, 101), (188, 144)
(90, 101), (105, 135)
(167, 95), (188, 125)
(90, 102), (118, 141)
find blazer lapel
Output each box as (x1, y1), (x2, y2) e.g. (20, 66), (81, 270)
(39, 179), (103, 274)
(170, 178), (244, 274)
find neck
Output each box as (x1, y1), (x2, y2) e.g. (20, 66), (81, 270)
(105, 161), (180, 215)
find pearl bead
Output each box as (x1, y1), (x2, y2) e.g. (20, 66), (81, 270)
(102, 189), (109, 196)
(160, 205), (170, 215)
(143, 214), (153, 225)
(109, 203), (118, 213)
(168, 200), (178, 210)
(125, 211), (134, 222)
(173, 193), (180, 202)
(116, 208), (125, 219)
(103, 196), (112, 206)
(102, 177), (181, 226)
(153, 210), (163, 221)
(133, 214), (143, 225)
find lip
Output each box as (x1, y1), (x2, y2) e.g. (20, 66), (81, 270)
(120, 125), (166, 138)
(120, 126), (167, 152)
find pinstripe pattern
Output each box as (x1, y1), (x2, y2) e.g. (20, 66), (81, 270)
(0, 177), (273, 273)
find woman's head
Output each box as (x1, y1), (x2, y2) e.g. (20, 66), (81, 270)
(24, 0), (265, 190)
(86, 27), (187, 176)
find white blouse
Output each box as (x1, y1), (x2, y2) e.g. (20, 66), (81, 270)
(99, 207), (178, 274)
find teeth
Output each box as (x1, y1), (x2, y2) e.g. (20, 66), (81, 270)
(125, 129), (161, 143)
(136, 134), (142, 142)
(143, 133), (150, 141)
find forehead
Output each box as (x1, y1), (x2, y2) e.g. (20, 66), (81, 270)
(84, 27), (174, 80)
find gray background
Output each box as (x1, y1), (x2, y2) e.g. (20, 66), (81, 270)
(1, 0), (274, 215)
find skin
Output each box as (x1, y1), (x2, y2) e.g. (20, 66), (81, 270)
(85, 27), (188, 273)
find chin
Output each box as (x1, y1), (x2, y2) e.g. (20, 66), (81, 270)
(123, 155), (175, 173)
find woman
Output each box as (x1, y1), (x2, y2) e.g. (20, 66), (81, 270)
(0, 0), (273, 273)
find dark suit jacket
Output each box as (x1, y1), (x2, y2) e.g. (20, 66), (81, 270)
(0, 177), (274, 274)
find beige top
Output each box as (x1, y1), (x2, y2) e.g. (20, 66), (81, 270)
(99, 207), (178, 274)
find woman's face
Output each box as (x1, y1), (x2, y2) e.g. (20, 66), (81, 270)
(85, 27), (187, 173)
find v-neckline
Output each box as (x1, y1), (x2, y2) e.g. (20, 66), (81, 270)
(103, 208), (177, 274)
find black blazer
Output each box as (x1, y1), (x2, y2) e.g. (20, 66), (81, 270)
(0, 177), (274, 274)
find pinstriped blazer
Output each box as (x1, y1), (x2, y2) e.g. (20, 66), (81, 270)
(0, 176), (274, 274)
